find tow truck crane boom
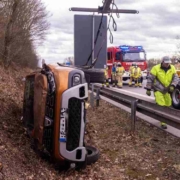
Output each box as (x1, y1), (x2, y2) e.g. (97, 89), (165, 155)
(69, 0), (139, 14)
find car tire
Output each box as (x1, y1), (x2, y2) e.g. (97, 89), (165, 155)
(172, 86), (180, 109)
(86, 145), (99, 165)
(57, 63), (105, 84)
(83, 69), (104, 83)
(75, 67), (104, 83)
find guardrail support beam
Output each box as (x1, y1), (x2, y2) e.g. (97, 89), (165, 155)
(95, 88), (101, 107)
(131, 99), (138, 131)
(90, 83), (95, 107)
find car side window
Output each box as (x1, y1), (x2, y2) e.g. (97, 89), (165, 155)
(115, 52), (121, 60)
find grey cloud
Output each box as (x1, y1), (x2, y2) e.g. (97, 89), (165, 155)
(115, 0), (136, 5)
(49, 29), (73, 41)
(39, 0), (180, 61)
(44, 37), (64, 46)
(47, 42), (72, 54)
(111, 11), (180, 40)
(112, 31), (147, 41)
(140, 4), (180, 27)
(115, 0), (180, 28)
(52, 21), (73, 34)
(140, 28), (178, 39)
(155, 13), (180, 27)
(49, 12), (74, 34)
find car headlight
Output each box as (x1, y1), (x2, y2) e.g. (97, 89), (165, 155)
(72, 74), (81, 86)
(74, 76), (80, 83)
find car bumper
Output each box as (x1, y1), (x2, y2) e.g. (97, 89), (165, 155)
(59, 83), (88, 162)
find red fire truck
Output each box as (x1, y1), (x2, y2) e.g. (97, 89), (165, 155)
(107, 45), (148, 82)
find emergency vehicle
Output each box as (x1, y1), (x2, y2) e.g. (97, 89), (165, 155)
(107, 45), (148, 81)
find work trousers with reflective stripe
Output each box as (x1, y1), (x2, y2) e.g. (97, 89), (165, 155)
(102, 74), (109, 87)
(134, 77), (142, 86)
(154, 91), (172, 107)
(129, 74), (134, 85)
(117, 74), (123, 87)
(112, 73), (117, 85)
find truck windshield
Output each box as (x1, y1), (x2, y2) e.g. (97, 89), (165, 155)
(123, 52), (145, 61)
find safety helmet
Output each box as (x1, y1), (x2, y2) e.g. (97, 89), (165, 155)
(117, 62), (121, 66)
(104, 64), (107, 69)
(162, 56), (171, 64)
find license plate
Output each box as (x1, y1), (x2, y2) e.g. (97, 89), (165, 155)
(59, 108), (67, 142)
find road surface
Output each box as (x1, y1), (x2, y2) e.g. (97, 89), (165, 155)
(111, 79), (154, 97)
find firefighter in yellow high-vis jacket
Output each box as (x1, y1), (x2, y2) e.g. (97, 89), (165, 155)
(112, 63), (117, 87)
(102, 65), (110, 88)
(129, 63), (136, 86)
(116, 62), (125, 88)
(132, 64), (142, 87)
(174, 59), (180, 70)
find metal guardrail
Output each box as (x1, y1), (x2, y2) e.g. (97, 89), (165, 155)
(89, 83), (180, 131)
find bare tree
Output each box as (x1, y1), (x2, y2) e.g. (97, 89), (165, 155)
(1, 0), (49, 67)
(2, 0), (18, 65)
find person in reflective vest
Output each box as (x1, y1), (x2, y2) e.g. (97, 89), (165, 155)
(174, 59), (180, 70)
(132, 64), (142, 87)
(174, 59), (180, 78)
(129, 63), (136, 86)
(116, 62), (125, 88)
(112, 63), (117, 87)
(102, 65), (110, 88)
(146, 56), (179, 129)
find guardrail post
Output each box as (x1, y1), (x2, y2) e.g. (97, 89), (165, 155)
(90, 83), (95, 107)
(95, 88), (101, 107)
(131, 99), (138, 131)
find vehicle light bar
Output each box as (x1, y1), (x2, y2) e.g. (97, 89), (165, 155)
(119, 45), (143, 51)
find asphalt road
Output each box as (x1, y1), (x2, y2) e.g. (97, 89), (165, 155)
(122, 80), (147, 95)
(111, 79), (154, 97)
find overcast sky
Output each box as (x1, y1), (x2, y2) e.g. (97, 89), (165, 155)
(37, 0), (180, 64)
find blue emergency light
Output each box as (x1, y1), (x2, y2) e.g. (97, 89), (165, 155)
(119, 45), (129, 50)
(65, 62), (71, 66)
(137, 46), (143, 50)
(119, 45), (143, 51)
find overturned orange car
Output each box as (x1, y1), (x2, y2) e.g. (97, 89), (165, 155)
(22, 63), (99, 169)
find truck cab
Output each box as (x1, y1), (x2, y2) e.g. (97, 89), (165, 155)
(107, 45), (148, 82)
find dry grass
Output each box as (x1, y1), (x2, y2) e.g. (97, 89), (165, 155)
(0, 65), (180, 180)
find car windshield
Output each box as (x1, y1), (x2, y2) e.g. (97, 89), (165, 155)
(123, 52), (145, 61)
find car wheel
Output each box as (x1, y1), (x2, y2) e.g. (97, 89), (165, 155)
(75, 67), (104, 84)
(86, 145), (99, 165)
(83, 69), (104, 83)
(57, 63), (105, 84)
(172, 87), (180, 109)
